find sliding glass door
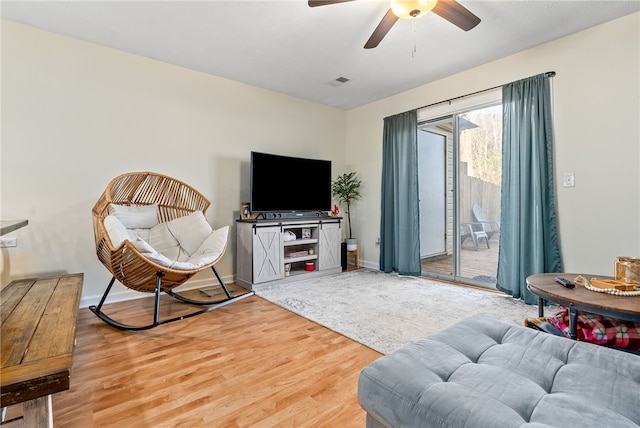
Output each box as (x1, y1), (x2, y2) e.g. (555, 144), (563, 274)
(418, 103), (501, 288)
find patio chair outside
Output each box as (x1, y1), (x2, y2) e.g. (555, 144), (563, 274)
(461, 223), (489, 251)
(472, 204), (500, 241)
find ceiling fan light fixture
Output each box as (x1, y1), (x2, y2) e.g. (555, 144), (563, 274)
(390, 0), (438, 19)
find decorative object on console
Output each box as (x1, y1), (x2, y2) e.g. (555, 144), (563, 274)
(331, 171), (362, 251)
(301, 228), (311, 239)
(573, 257), (640, 296)
(584, 277), (640, 296)
(283, 230), (297, 241)
(287, 250), (309, 258)
(615, 256), (640, 284)
(346, 239), (357, 251)
(240, 201), (253, 219)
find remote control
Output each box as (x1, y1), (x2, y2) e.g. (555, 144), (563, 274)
(555, 276), (575, 289)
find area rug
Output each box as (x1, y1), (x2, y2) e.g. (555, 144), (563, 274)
(254, 269), (557, 354)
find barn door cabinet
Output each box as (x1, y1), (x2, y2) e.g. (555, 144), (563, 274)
(236, 217), (342, 290)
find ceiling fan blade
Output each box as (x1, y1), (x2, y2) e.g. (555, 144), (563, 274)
(432, 0), (481, 31)
(308, 0), (355, 7)
(364, 8), (399, 49)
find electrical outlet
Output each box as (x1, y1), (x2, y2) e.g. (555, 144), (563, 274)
(375, 237), (380, 246)
(0, 237), (17, 248)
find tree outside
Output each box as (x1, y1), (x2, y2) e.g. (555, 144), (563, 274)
(459, 104), (502, 186)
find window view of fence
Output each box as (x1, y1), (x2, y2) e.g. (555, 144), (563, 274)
(420, 104), (502, 287)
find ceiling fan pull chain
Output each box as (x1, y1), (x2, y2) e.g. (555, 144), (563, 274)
(411, 20), (418, 58)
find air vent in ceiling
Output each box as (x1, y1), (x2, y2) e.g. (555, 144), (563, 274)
(330, 76), (351, 87)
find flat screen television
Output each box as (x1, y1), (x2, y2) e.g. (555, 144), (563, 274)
(250, 151), (332, 215)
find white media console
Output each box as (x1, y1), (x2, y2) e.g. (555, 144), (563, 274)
(236, 217), (342, 289)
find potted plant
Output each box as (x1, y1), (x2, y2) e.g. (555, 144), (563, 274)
(331, 171), (362, 251)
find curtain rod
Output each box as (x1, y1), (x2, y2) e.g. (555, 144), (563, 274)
(412, 71), (556, 113)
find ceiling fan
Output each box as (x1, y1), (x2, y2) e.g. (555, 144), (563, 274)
(308, 0), (481, 49)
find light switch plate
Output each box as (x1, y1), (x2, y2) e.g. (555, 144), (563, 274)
(563, 173), (575, 187)
(0, 237), (17, 248)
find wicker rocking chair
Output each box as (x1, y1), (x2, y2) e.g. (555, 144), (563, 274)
(91, 171), (252, 330)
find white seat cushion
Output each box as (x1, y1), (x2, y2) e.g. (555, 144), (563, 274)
(103, 212), (227, 271)
(129, 236), (175, 267)
(170, 226), (228, 270)
(146, 222), (184, 262)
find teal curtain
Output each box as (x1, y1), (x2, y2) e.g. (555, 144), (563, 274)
(497, 74), (563, 304)
(379, 110), (421, 275)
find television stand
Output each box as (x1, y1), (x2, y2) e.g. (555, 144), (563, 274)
(255, 211), (329, 220)
(236, 217), (342, 289)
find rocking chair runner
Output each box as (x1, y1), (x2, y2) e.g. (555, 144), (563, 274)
(91, 171), (252, 330)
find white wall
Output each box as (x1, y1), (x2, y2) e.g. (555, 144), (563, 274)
(3, 12), (639, 304)
(1, 20), (346, 302)
(345, 12), (640, 276)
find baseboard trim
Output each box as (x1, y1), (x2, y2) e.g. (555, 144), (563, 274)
(359, 259), (378, 271)
(79, 275), (234, 309)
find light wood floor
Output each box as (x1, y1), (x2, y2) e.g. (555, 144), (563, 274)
(5, 288), (382, 427)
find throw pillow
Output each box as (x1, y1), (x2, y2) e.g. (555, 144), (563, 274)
(103, 215), (130, 248)
(192, 226), (228, 259)
(165, 211), (213, 255)
(109, 203), (159, 229)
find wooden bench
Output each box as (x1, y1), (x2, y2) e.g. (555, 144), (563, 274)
(1, 273), (83, 427)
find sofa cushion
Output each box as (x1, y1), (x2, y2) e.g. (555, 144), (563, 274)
(358, 315), (640, 428)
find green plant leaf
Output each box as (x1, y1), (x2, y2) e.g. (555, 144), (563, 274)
(331, 172), (362, 239)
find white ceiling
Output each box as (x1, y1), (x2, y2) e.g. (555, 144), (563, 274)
(2, 0), (639, 110)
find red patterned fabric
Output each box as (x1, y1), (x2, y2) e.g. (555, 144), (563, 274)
(546, 307), (640, 350)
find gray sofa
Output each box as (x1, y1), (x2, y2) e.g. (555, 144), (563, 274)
(358, 316), (640, 428)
